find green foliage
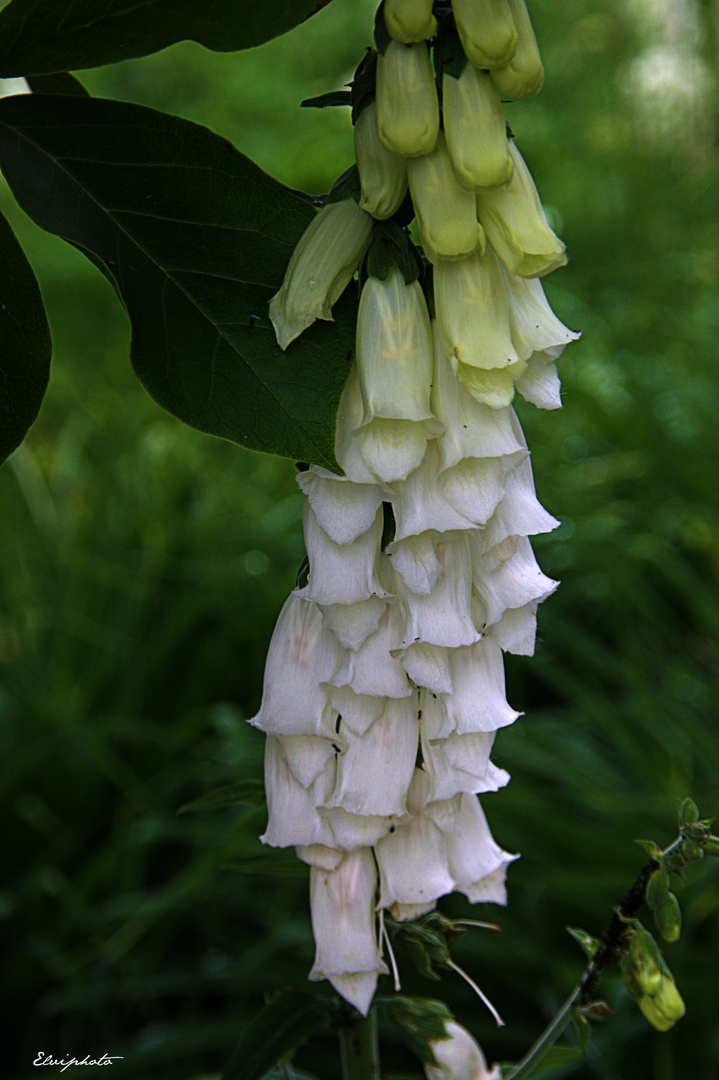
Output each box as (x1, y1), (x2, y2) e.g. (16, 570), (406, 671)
(221, 990), (334, 1080)
(0, 206), (51, 463)
(0, 94), (355, 470)
(0, 0), (331, 75)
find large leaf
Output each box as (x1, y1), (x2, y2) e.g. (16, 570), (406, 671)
(0, 206), (51, 464)
(0, 94), (357, 469)
(0, 0), (334, 76)
(221, 990), (333, 1080)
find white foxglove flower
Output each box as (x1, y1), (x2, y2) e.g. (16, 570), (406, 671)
(390, 533), (442, 596)
(327, 696), (419, 816)
(354, 100), (408, 219)
(389, 441), (477, 541)
(269, 199), (372, 349)
(384, 0), (437, 43)
(488, 600), (540, 655)
(443, 66), (514, 191)
(452, 0), (518, 70)
(356, 416), (433, 483)
(396, 537), (480, 650)
(471, 535), (558, 629)
(491, 0), (544, 99)
(407, 131), (486, 262)
(296, 844), (344, 871)
(478, 450), (560, 553)
(376, 812), (455, 908)
(324, 685), (387, 736)
(515, 355), (563, 410)
(439, 454), (520, 527)
(418, 685), (455, 739)
(321, 596), (388, 651)
(402, 644), (453, 696)
(298, 502), (387, 607)
(261, 736), (337, 848)
(443, 638), (520, 735)
(476, 142), (566, 278)
(420, 729), (507, 802)
(279, 734), (340, 788)
(309, 849), (388, 1015)
(297, 468), (384, 547)
(456, 364), (523, 410)
(376, 40), (440, 157)
(251, 595), (341, 738)
(334, 368), (382, 485)
(330, 602), (412, 698)
(434, 248), (519, 373)
(321, 806), (399, 849)
(446, 794), (519, 902)
(425, 1021), (501, 1080)
(503, 267), (580, 364)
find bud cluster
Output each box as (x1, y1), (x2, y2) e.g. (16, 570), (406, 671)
(259, 0), (579, 1014)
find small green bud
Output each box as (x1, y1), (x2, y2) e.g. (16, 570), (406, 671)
(490, 0), (544, 99)
(681, 838), (704, 862)
(630, 929), (663, 997)
(645, 869), (670, 912)
(654, 893), (682, 944)
(620, 952), (642, 1002)
(376, 41), (439, 158)
(679, 797), (699, 826)
(702, 835), (719, 856)
(638, 976), (686, 1032)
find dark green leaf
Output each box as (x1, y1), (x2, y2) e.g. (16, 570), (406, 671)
(0, 207), (51, 465)
(0, 0), (334, 76)
(26, 72), (88, 96)
(262, 1071), (321, 1080)
(433, 16), (468, 81)
(222, 990), (333, 1080)
(177, 780), (265, 815)
(531, 1044), (583, 1072)
(0, 95), (356, 469)
(565, 926), (600, 960)
(373, 1), (391, 56)
(377, 996), (454, 1067)
(301, 91), (352, 110)
(221, 856), (309, 876)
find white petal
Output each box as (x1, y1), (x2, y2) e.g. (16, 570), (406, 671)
(452, 0), (518, 69)
(402, 644), (453, 695)
(435, 247), (519, 371)
(357, 417), (434, 483)
(335, 368), (381, 484)
(322, 806), (398, 849)
(396, 537), (479, 649)
(309, 850), (387, 985)
(515, 354), (563, 410)
(431, 325), (524, 469)
(419, 686), (455, 739)
(443, 65), (514, 190)
(329, 973), (380, 1017)
(376, 815), (455, 907)
(442, 733), (511, 792)
(321, 595), (388, 651)
(390, 440), (477, 540)
(389, 901), (437, 922)
(463, 863), (513, 904)
(445, 794), (519, 903)
(439, 454), (523, 526)
(278, 734), (340, 788)
(324, 686), (387, 736)
(330, 602), (412, 698)
(297, 468), (384, 546)
(296, 844), (345, 871)
(478, 421), (559, 550)
(251, 595), (341, 737)
(299, 502), (387, 606)
(261, 736), (336, 848)
(489, 601), (539, 655)
(426, 1020), (499, 1080)
(472, 534), (558, 627)
(502, 267), (580, 363)
(326, 696), (419, 817)
(444, 638), (520, 734)
(389, 532), (441, 595)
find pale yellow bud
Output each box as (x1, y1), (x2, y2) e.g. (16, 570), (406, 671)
(638, 977), (686, 1033)
(407, 131), (486, 263)
(476, 141), (566, 278)
(384, 0), (437, 42)
(354, 100), (408, 219)
(376, 40), (440, 157)
(452, 0), (518, 70)
(434, 247), (518, 372)
(491, 0), (544, 99)
(443, 66), (514, 191)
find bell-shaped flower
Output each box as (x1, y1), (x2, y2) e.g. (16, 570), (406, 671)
(356, 417), (433, 483)
(400, 644), (452, 697)
(326, 695), (419, 817)
(502, 265), (580, 366)
(357, 267), (437, 426)
(309, 849), (388, 1015)
(476, 142), (566, 278)
(443, 66), (514, 191)
(389, 441), (477, 542)
(334, 368), (382, 485)
(445, 793), (519, 902)
(261, 736), (337, 848)
(376, 812), (455, 908)
(434, 248), (519, 373)
(425, 1020), (501, 1080)
(487, 599), (539, 655)
(471, 535), (558, 629)
(297, 501), (387, 607)
(297, 468), (384, 547)
(456, 364), (522, 409)
(491, 0), (544, 99)
(407, 132), (486, 262)
(478, 448), (560, 553)
(251, 595), (341, 738)
(376, 40), (440, 157)
(330, 602), (412, 698)
(384, 0), (437, 42)
(439, 453), (521, 527)
(515, 355), (562, 410)
(452, 0), (518, 70)
(420, 729), (508, 802)
(279, 733), (340, 788)
(431, 333), (524, 469)
(269, 199), (373, 349)
(324, 685), (387, 736)
(442, 638), (520, 735)
(355, 100), (409, 219)
(321, 806), (398, 850)
(321, 595), (388, 651)
(389, 533), (442, 596)
(296, 844), (345, 871)
(395, 537), (480, 649)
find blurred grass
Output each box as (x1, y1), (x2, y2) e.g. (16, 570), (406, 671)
(2, 0), (719, 1078)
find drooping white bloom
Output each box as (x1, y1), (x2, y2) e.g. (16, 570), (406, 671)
(434, 247), (519, 373)
(476, 142), (566, 278)
(491, 0), (544, 99)
(269, 200), (373, 349)
(425, 1020), (501, 1080)
(309, 849), (388, 1015)
(452, 0), (518, 70)
(297, 468), (384, 547)
(407, 131), (486, 262)
(298, 501), (387, 606)
(354, 100), (408, 219)
(443, 65), (514, 191)
(384, 0), (437, 43)
(261, 736), (337, 849)
(503, 267), (580, 365)
(376, 40), (440, 157)
(446, 794), (519, 903)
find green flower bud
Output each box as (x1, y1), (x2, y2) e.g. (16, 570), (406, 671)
(407, 131), (486, 263)
(638, 977), (686, 1033)
(702, 835), (719, 856)
(384, 0), (437, 43)
(679, 797), (700, 826)
(491, 0), (544, 99)
(376, 40), (440, 158)
(443, 65), (514, 192)
(452, 0), (518, 70)
(681, 838), (704, 862)
(620, 952), (642, 1002)
(654, 893), (682, 944)
(630, 929), (663, 997)
(269, 200), (373, 349)
(645, 869), (670, 912)
(476, 141), (566, 278)
(354, 100), (408, 220)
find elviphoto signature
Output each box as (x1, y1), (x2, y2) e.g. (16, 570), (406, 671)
(33, 1052), (123, 1073)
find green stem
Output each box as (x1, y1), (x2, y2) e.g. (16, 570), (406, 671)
(504, 987), (581, 1080)
(338, 1008), (380, 1080)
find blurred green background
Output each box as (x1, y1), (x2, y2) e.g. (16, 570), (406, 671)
(2, 0), (719, 1077)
